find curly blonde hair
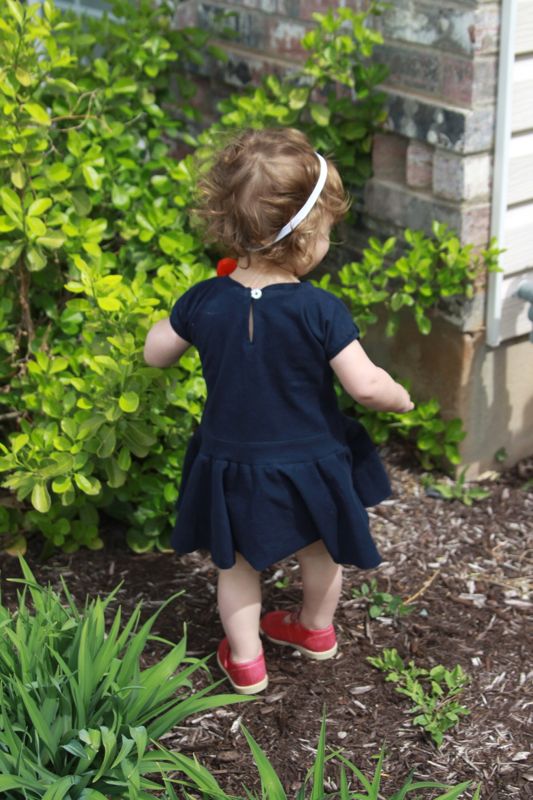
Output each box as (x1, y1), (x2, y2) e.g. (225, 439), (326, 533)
(193, 128), (350, 270)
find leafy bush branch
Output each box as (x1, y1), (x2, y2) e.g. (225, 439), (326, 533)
(318, 224), (501, 338)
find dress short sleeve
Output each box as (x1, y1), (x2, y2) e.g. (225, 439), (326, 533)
(314, 291), (360, 360)
(169, 290), (193, 342)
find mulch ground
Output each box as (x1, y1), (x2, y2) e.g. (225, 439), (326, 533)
(1, 444), (531, 799)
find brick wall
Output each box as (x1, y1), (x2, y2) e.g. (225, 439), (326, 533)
(176, 0), (500, 324)
(177, 0), (499, 244)
(174, 2), (533, 474)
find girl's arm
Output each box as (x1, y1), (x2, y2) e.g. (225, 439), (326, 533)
(144, 318), (191, 368)
(330, 340), (414, 413)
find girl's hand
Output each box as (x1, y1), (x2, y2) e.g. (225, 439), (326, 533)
(394, 385), (414, 413)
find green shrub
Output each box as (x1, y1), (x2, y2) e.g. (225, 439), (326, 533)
(0, 0), (212, 553)
(318, 223), (501, 338)
(353, 394), (466, 471)
(0, 0), (503, 554)
(0, 558), (244, 799)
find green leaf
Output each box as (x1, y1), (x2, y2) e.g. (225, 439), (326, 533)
(10, 161), (25, 189)
(97, 296), (121, 311)
(340, 122), (368, 140)
(310, 102), (331, 126)
(26, 217), (47, 237)
(46, 163), (72, 183)
(1, 241), (24, 270)
(27, 197), (53, 217)
(31, 482), (51, 513)
(119, 392), (140, 413)
(0, 776), (38, 792)
(22, 102), (51, 126)
(74, 473), (102, 496)
(37, 231), (67, 250)
(71, 189), (92, 216)
(6, 0), (24, 26)
(103, 458), (126, 488)
(288, 87), (310, 110)
(0, 215), (16, 232)
(12, 433), (29, 453)
(111, 183), (130, 209)
(241, 725), (287, 800)
(26, 245), (47, 271)
(113, 77), (138, 94)
(0, 186), (22, 224)
(42, 776), (77, 800)
(52, 475), (73, 494)
(82, 165), (102, 191)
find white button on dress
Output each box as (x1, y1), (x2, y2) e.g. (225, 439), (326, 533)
(251, 288), (262, 299)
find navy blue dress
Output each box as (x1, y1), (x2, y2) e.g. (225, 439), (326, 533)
(169, 275), (390, 571)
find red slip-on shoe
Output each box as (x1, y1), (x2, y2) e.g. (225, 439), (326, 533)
(260, 610), (338, 660)
(216, 638), (268, 695)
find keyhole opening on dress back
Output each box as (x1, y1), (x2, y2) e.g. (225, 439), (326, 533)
(248, 302), (254, 343)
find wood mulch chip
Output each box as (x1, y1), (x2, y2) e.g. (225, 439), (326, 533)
(1, 443), (531, 798)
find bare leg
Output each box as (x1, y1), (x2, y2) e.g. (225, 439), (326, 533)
(296, 540), (343, 629)
(217, 552), (262, 662)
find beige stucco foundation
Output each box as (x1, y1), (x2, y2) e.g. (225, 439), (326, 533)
(364, 310), (533, 476)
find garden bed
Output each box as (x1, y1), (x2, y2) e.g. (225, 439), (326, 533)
(1, 444), (531, 799)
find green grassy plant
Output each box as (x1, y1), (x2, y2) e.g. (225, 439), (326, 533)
(368, 649), (470, 747)
(423, 468), (491, 506)
(352, 579), (413, 620)
(162, 715), (480, 799)
(0, 559), (245, 798)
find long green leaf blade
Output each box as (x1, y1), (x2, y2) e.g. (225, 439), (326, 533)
(241, 724), (287, 800)
(310, 713), (327, 800)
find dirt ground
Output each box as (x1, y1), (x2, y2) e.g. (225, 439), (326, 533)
(1, 444), (531, 799)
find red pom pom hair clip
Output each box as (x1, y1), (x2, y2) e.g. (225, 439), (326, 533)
(216, 258), (238, 276)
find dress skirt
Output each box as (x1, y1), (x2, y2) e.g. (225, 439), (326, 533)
(171, 415), (390, 571)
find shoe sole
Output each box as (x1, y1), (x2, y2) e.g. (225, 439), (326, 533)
(261, 630), (338, 661)
(216, 652), (269, 695)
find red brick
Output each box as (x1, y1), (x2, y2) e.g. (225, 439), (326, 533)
(268, 17), (309, 57)
(433, 151), (491, 202)
(442, 55), (497, 108)
(222, 47), (298, 87)
(406, 142), (433, 189)
(295, 0), (368, 21)
(173, 0), (198, 27)
(372, 133), (408, 184)
(379, 44), (441, 97)
(442, 57), (474, 106)
(472, 56), (498, 105)
(472, 7), (501, 55)
(460, 204), (491, 247)
(364, 179), (461, 235)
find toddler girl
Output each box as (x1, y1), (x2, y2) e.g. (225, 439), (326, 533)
(144, 128), (413, 695)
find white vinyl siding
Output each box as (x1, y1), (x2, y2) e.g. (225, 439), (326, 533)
(488, 0), (533, 345)
(53, 0), (110, 18)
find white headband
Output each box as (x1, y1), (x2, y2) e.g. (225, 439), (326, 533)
(252, 152), (328, 251)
